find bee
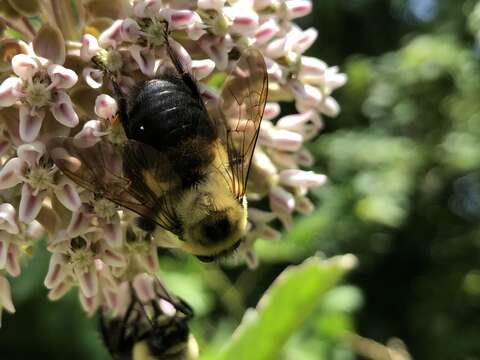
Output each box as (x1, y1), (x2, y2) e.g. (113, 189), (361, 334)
(48, 33), (268, 262)
(99, 279), (198, 360)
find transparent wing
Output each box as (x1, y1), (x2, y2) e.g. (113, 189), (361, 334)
(48, 137), (181, 233)
(213, 48), (268, 199)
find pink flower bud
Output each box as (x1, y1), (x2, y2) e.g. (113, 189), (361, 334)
(73, 120), (105, 148)
(0, 158), (25, 190)
(160, 9), (200, 30)
(224, 6), (259, 35)
(266, 58), (284, 83)
(6, 244), (20, 277)
(19, 183), (46, 223)
(19, 106), (44, 142)
(198, 0), (225, 11)
(266, 128), (303, 152)
(0, 77), (22, 107)
(0, 204), (18, 234)
(280, 169), (327, 188)
(270, 186), (295, 214)
(263, 102), (281, 121)
(129, 45), (156, 77)
(103, 221), (123, 248)
(297, 148), (314, 167)
(102, 246), (127, 268)
(0, 236), (8, 270)
(11, 54), (39, 80)
(44, 253), (69, 289)
(67, 208), (93, 237)
(133, 274), (156, 302)
(99, 20), (123, 48)
(47, 64), (78, 89)
(292, 28), (317, 54)
(76, 265), (98, 298)
(50, 91), (79, 127)
(257, 224), (281, 240)
(17, 141), (45, 167)
(284, 0), (313, 19)
(121, 18), (141, 42)
(253, 148), (278, 177)
(295, 195), (315, 214)
(80, 34), (100, 61)
(199, 35), (233, 71)
(276, 110), (322, 140)
(265, 36), (289, 59)
(0, 138), (9, 158)
(83, 67), (104, 89)
(191, 59), (215, 80)
(324, 66), (348, 90)
(186, 21), (207, 41)
(255, 19), (280, 44)
(133, 0), (163, 18)
(318, 96), (340, 117)
(136, 244), (159, 273)
(48, 281), (73, 301)
(55, 176), (81, 211)
(299, 56), (327, 83)
(95, 94), (118, 119)
(248, 208), (277, 223)
(0, 276), (15, 313)
(269, 151), (298, 169)
(291, 82), (323, 107)
(78, 292), (99, 315)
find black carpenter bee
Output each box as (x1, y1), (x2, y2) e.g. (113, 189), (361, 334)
(99, 279), (197, 360)
(48, 31), (268, 262)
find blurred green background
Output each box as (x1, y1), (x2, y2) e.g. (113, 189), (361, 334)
(3, 0), (480, 359)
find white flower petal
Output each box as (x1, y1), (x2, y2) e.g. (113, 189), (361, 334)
(54, 176), (81, 211)
(0, 276), (15, 314)
(95, 94), (118, 119)
(76, 266), (98, 298)
(50, 92), (79, 127)
(99, 20), (123, 48)
(191, 59), (215, 80)
(44, 253), (69, 289)
(6, 243), (21, 277)
(19, 183), (46, 223)
(17, 141), (45, 167)
(47, 64), (78, 89)
(132, 273), (155, 302)
(11, 54), (39, 80)
(0, 204), (18, 234)
(270, 186), (295, 214)
(19, 106), (44, 142)
(82, 67), (104, 89)
(48, 280), (73, 301)
(0, 237), (8, 269)
(0, 158), (26, 190)
(129, 45), (156, 77)
(0, 77), (22, 107)
(103, 221), (122, 248)
(80, 34), (100, 61)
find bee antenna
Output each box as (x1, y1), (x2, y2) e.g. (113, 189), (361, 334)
(91, 54), (129, 129)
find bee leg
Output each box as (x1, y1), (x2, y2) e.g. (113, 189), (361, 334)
(160, 19), (204, 99)
(117, 285), (138, 343)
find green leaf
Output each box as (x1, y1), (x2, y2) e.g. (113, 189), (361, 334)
(208, 254), (357, 360)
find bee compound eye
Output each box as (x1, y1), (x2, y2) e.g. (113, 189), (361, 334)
(196, 255), (215, 263)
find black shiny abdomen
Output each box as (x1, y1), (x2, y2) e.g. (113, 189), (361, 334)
(125, 76), (215, 151)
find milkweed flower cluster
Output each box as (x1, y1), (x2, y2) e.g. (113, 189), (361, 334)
(0, 0), (345, 319)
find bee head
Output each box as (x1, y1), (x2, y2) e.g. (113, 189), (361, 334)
(176, 183), (248, 260)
